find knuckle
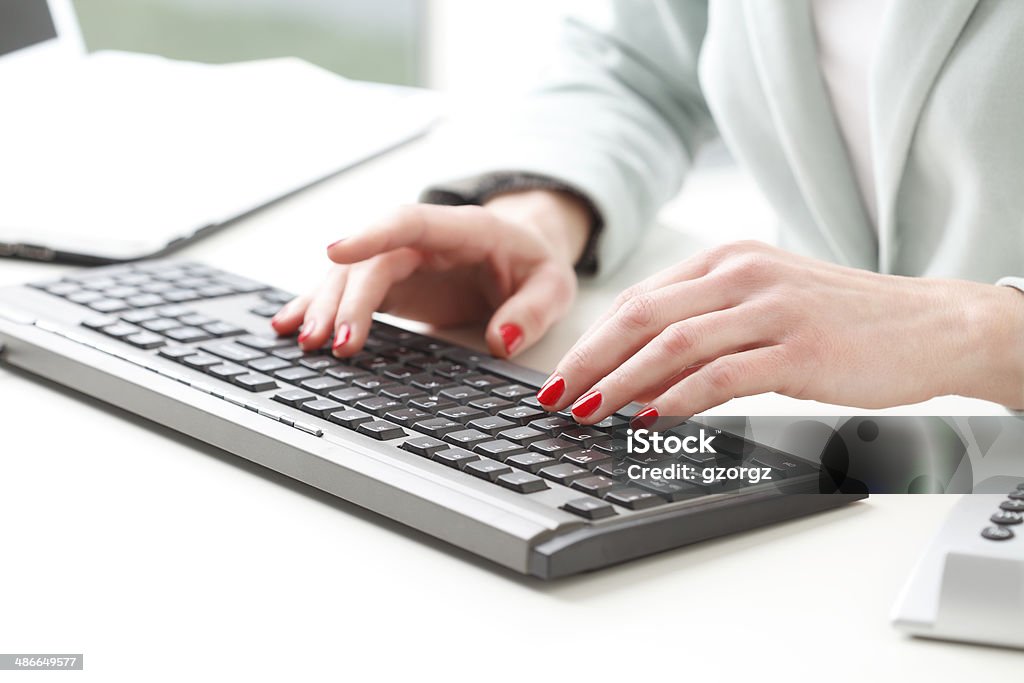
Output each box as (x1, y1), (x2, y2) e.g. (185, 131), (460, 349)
(563, 344), (595, 375)
(660, 321), (701, 357)
(703, 359), (740, 394)
(617, 292), (658, 328)
(612, 285), (642, 310)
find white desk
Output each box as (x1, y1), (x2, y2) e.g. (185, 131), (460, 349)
(1, 138), (1019, 681)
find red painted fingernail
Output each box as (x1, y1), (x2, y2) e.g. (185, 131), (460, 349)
(537, 374), (565, 406)
(499, 323), (523, 355)
(326, 238), (347, 250)
(571, 389), (602, 419)
(631, 407), (659, 430)
(332, 322), (351, 350)
(297, 319), (316, 343)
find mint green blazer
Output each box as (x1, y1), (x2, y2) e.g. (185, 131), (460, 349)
(429, 0), (1023, 282)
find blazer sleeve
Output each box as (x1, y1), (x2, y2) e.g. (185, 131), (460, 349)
(421, 0), (717, 276)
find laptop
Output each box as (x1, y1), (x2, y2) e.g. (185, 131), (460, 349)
(0, 0), (441, 265)
(0, 259), (865, 578)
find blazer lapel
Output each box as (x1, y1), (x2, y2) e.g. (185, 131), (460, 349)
(743, 0), (877, 270)
(871, 0), (979, 273)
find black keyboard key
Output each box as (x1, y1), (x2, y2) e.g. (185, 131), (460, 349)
(385, 407), (432, 427)
(518, 396), (544, 409)
(233, 373), (277, 392)
(200, 341), (265, 363)
(604, 487), (666, 509)
(529, 438), (578, 457)
(634, 477), (706, 502)
(431, 361), (471, 378)
(432, 447), (479, 469)
(401, 435), (448, 457)
(325, 366), (371, 382)
(408, 397), (457, 413)
(300, 398), (344, 418)
(356, 420), (405, 440)
(381, 365), (415, 381)
(560, 449), (612, 469)
(444, 428), (492, 448)
(473, 439), (527, 462)
(461, 374), (504, 389)
(249, 357), (293, 373)
(529, 416), (575, 436)
(562, 498), (618, 520)
(356, 397), (405, 417)
(559, 427), (608, 447)
(328, 387), (374, 405)
(593, 440), (629, 457)
(437, 405), (487, 423)
(379, 386), (426, 402)
(496, 471), (549, 494)
(593, 415), (628, 431)
(274, 387), (317, 409)
(571, 475), (619, 497)
(412, 417), (463, 438)
(468, 397), (514, 415)
(463, 458), (513, 482)
(326, 408), (373, 429)
(593, 461), (630, 479)
(498, 405), (544, 426)
(505, 452), (558, 473)
(272, 347), (307, 361)
(299, 356), (339, 372)
(439, 386), (486, 403)
(751, 451), (814, 478)
(467, 415), (515, 436)
(352, 376), (395, 392)
(300, 376), (347, 394)
(165, 326), (213, 343)
(250, 302), (282, 317)
(498, 426), (546, 446)
(410, 374), (455, 392)
(491, 384), (533, 400)
(538, 463), (590, 485)
(275, 366), (319, 382)
(207, 362), (248, 380)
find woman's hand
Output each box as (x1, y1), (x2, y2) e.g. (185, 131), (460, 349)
(536, 240), (1024, 422)
(270, 189), (591, 358)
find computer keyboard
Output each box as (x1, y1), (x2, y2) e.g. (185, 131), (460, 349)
(0, 260), (866, 577)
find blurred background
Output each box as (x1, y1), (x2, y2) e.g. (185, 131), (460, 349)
(71, 0), (574, 95)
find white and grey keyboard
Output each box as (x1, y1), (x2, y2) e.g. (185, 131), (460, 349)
(0, 260), (865, 578)
(892, 491), (1024, 649)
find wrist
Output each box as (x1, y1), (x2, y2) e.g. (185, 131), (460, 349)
(955, 282), (1024, 408)
(483, 189), (592, 267)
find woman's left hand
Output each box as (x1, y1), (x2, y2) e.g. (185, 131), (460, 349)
(536, 241), (1024, 423)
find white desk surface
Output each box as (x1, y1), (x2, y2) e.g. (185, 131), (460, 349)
(1, 137), (1019, 681)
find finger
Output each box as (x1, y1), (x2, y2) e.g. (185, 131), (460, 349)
(296, 266), (350, 350)
(540, 277), (738, 412)
(637, 346), (789, 418)
(484, 263), (575, 358)
(327, 205), (503, 265)
(573, 250), (716, 344)
(570, 306), (771, 424)
(331, 248), (422, 356)
(270, 294), (311, 335)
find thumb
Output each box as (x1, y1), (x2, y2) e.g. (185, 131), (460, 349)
(484, 265), (575, 358)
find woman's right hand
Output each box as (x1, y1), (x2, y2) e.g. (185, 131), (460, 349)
(270, 189), (592, 359)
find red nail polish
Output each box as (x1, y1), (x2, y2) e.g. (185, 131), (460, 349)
(332, 322), (351, 350)
(537, 374), (565, 406)
(631, 407), (659, 430)
(571, 389), (602, 419)
(326, 238), (347, 250)
(499, 323), (523, 355)
(297, 319), (316, 343)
